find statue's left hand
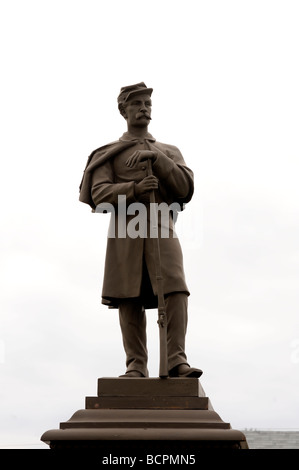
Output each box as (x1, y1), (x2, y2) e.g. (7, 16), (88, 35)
(126, 150), (157, 168)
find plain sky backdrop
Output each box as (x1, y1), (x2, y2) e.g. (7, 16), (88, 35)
(0, 0), (298, 448)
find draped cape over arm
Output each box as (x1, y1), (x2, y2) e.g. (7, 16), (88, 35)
(79, 135), (194, 211)
(79, 140), (137, 211)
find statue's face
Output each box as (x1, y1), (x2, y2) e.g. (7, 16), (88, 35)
(124, 93), (152, 127)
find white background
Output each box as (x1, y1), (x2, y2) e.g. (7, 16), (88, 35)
(0, 0), (298, 448)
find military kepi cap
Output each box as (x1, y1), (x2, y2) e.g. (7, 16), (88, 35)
(117, 82), (153, 103)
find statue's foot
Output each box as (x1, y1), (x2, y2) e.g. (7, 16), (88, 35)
(169, 364), (203, 378)
(119, 370), (145, 378)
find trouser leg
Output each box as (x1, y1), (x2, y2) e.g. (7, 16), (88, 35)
(118, 298), (149, 377)
(165, 292), (189, 371)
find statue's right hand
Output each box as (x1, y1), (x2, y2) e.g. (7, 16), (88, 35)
(135, 175), (159, 197)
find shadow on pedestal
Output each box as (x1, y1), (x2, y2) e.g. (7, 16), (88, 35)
(41, 378), (248, 450)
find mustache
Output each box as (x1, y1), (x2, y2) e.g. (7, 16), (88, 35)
(136, 112), (152, 120)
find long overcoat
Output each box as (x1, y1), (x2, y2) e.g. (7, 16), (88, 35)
(79, 132), (194, 309)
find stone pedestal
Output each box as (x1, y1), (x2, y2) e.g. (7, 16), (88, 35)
(41, 378), (248, 450)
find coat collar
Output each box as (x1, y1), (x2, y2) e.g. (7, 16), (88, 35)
(119, 131), (156, 142)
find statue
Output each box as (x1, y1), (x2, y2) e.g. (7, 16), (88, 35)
(79, 82), (202, 379)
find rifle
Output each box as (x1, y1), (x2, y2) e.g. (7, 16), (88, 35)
(146, 157), (168, 378)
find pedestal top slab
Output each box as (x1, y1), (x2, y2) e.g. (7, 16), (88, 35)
(97, 377), (205, 397)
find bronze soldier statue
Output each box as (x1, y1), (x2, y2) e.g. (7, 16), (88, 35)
(79, 82), (202, 378)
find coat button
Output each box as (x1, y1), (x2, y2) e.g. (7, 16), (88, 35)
(141, 166), (146, 170)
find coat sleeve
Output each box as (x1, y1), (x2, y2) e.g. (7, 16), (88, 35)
(150, 143), (194, 203)
(91, 159), (137, 208)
